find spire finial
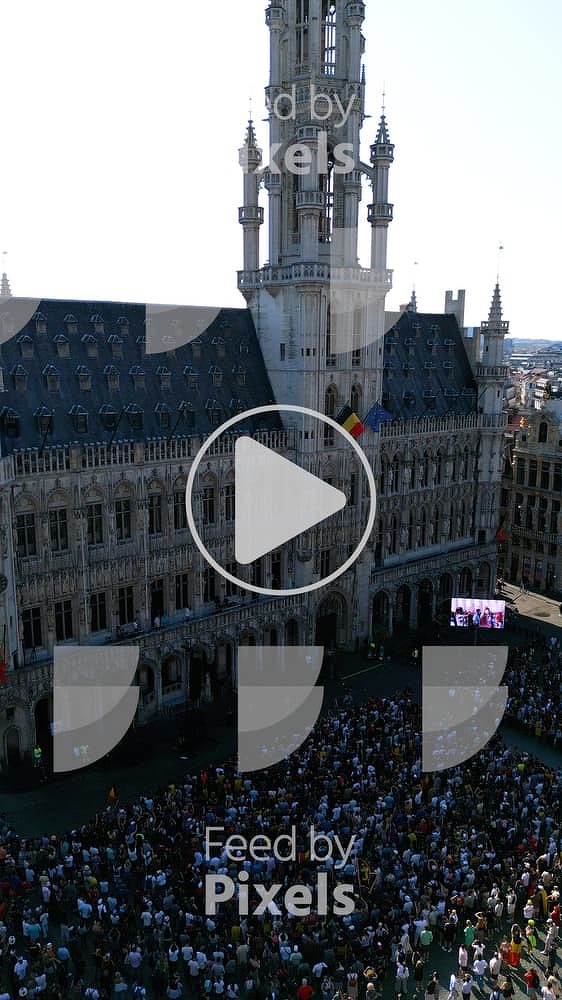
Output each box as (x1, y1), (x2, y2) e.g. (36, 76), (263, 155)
(1, 251), (11, 298)
(496, 241), (504, 282)
(382, 87), (385, 115)
(488, 280), (503, 324)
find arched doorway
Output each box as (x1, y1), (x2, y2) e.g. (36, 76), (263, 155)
(437, 573), (453, 619)
(216, 641), (233, 679)
(5, 727), (21, 767)
(189, 648), (207, 704)
(162, 655), (183, 697)
(315, 593), (347, 647)
(459, 566), (473, 595)
(285, 619), (299, 645)
(417, 579), (433, 628)
(34, 697), (52, 761)
(371, 590), (390, 636)
(395, 585), (411, 628)
(136, 664), (155, 714)
(263, 626), (278, 645)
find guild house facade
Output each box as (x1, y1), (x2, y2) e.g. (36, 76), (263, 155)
(0, 0), (507, 765)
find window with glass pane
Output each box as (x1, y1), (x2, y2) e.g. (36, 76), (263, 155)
(116, 498), (132, 540)
(202, 486), (215, 525)
(173, 492), (187, 530)
(541, 462), (550, 489)
(49, 507), (68, 552)
(86, 502), (103, 545)
(55, 600), (74, 641)
(118, 586), (134, 625)
(175, 572), (190, 610)
(148, 494), (163, 535)
(22, 607), (42, 649)
(90, 591), (107, 632)
(16, 512), (37, 557)
(203, 567), (216, 602)
(225, 483), (235, 522)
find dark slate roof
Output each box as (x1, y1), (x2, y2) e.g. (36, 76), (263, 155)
(0, 299), (279, 453)
(382, 310), (478, 420)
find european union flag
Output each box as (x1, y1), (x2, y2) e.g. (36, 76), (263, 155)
(363, 401), (393, 432)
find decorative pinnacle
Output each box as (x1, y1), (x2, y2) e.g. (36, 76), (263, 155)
(1, 252), (11, 297)
(488, 282), (503, 324)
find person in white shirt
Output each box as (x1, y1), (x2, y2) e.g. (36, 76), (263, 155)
(473, 958), (487, 990)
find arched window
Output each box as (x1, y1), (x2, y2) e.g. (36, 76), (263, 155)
(410, 453), (418, 489)
(433, 506), (440, 544)
(351, 384), (362, 416)
(420, 508), (427, 547)
(390, 514), (399, 554)
(538, 421), (548, 444)
(461, 447), (470, 481)
(460, 501), (467, 537)
(391, 453), (400, 493)
(324, 385), (338, 445)
(435, 450), (443, 485)
(379, 455), (388, 496)
(408, 509), (416, 549)
(423, 450), (432, 488)
(449, 502), (456, 540)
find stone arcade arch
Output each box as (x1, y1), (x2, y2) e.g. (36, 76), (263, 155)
(371, 590), (390, 636)
(437, 573), (453, 618)
(315, 593), (347, 647)
(285, 618), (300, 645)
(417, 579), (433, 628)
(395, 585), (411, 628)
(459, 566), (473, 595)
(4, 727), (21, 767)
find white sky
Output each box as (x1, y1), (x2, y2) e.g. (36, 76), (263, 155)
(1, 0), (560, 336)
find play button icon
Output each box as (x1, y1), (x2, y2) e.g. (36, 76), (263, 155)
(234, 437), (347, 564)
(186, 404), (377, 597)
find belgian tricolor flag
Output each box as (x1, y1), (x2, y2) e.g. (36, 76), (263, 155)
(336, 404), (365, 439)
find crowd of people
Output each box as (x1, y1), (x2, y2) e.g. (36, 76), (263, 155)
(504, 637), (562, 744)
(0, 686), (559, 1000)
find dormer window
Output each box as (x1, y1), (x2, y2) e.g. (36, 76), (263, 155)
(209, 366), (223, 387)
(17, 334), (34, 359)
(178, 401), (195, 428)
(156, 365), (172, 390)
(135, 334), (146, 356)
(117, 316), (130, 335)
(206, 398), (222, 426)
(33, 311), (47, 335)
(230, 398), (246, 415)
(155, 402), (171, 431)
(233, 365), (246, 386)
(104, 365), (120, 391)
(125, 402), (143, 431)
(403, 391), (415, 407)
(54, 334), (71, 359)
(43, 364), (61, 392)
(191, 338), (202, 360)
(129, 364), (145, 390)
(0, 407), (20, 437)
(34, 406), (53, 435)
(82, 333), (98, 359)
(75, 364), (92, 391)
(108, 334), (123, 359)
(64, 313), (78, 335)
(11, 365), (29, 391)
(99, 404), (118, 430)
(239, 342), (249, 356)
(70, 404), (89, 433)
(91, 314), (104, 335)
(212, 336), (226, 360)
(183, 365), (199, 390)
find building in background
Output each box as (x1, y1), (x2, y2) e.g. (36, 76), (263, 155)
(0, 0), (507, 766)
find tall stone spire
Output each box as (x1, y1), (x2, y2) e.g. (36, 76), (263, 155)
(488, 281), (502, 324)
